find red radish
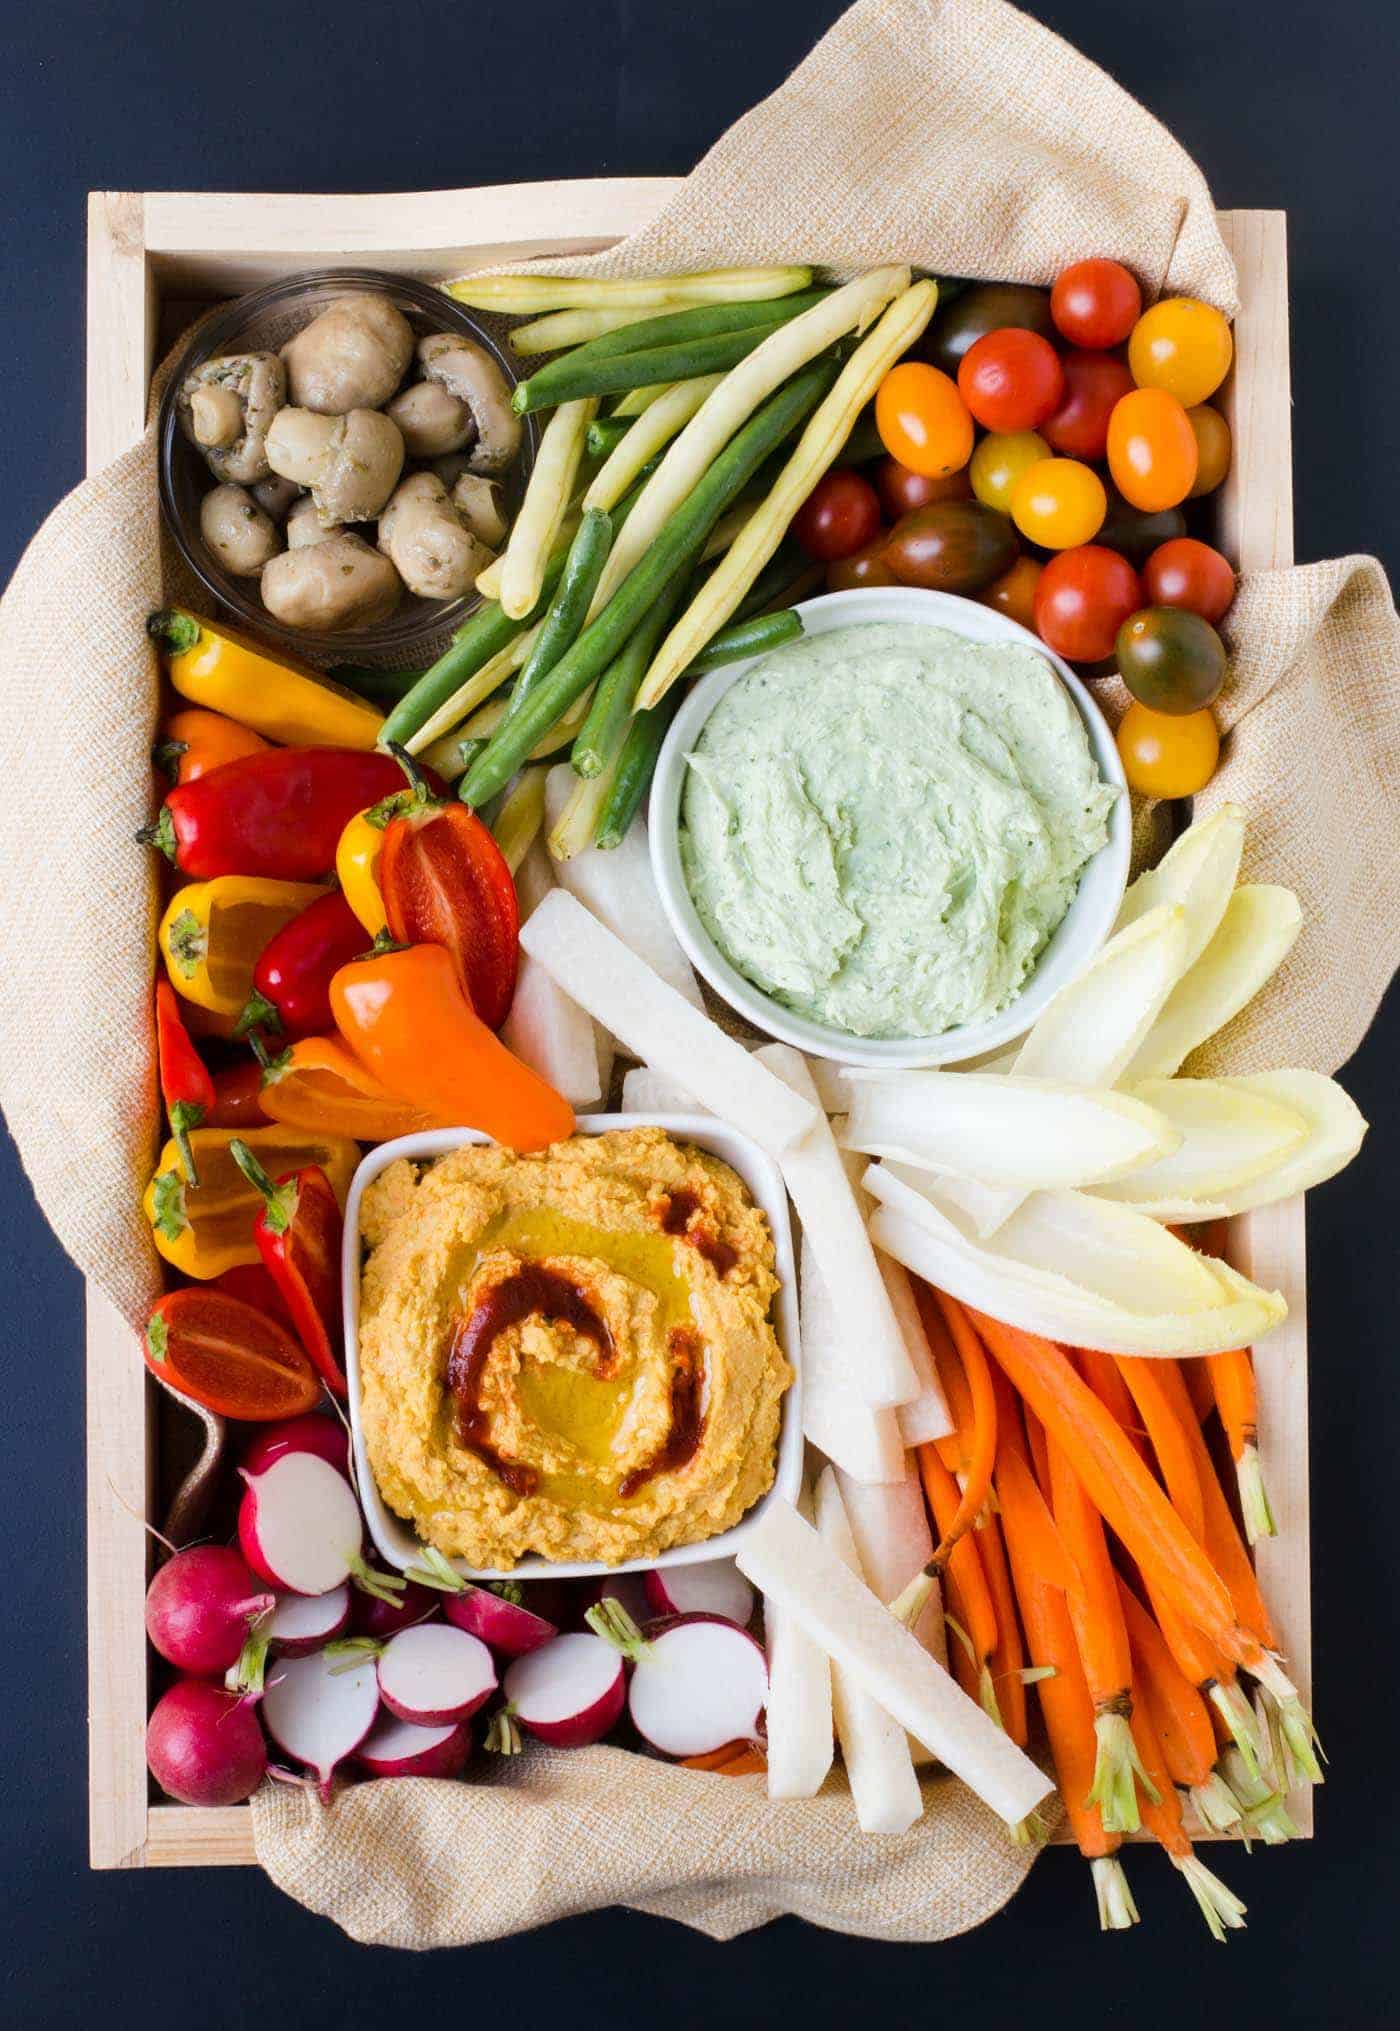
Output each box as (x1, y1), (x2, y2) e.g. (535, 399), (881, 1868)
(356, 1714), (472, 1780)
(375, 1624), (497, 1725)
(238, 1452), (399, 1601)
(226, 1583), (351, 1697)
(146, 1678), (268, 1806)
(491, 1633), (626, 1750)
(644, 1560), (754, 1628)
(577, 1570), (652, 1629)
(402, 1544), (558, 1656)
(354, 1578), (439, 1639)
(590, 1602), (767, 1760)
(144, 1546), (274, 1676)
(261, 1646), (380, 1801)
(241, 1414), (350, 1480)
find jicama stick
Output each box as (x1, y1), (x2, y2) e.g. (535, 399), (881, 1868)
(500, 398), (596, 619)
(834, 1468), (947, 1670)
(446, 267), (816, 314)
(1128, 1672), (1247, 1941)
(1207, 1345), (1276, 1542)
(763, 1482), (835, 1801)
(499, 843), (604, 1108)
(799, 1246), (908, 1484)
(583, 374), (725, 512)
(877, 1258), (952, 1448)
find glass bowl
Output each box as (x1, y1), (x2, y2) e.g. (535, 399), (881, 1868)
(157, 267), (536, 662)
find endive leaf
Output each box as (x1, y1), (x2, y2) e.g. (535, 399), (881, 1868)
(1123, 885), (1304, 1082)
(1092, 1077), (1310, 1206)
(1114, 803), (1245, 974)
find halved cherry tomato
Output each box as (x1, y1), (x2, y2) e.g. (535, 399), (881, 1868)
(1129, 297), (1233, 407)
(792, 469), (881, 562)
(1041, 350), (1134, 461)
(957, 329), (1065, 433)
(144, 1287), (321, 1420)
(874, 363), (975, 477)
(873, 458), (971, 521)
(1033, 545), (1142, 662)
(1117, 608), (1227, 714)
(1141, 538), (1236, 624)
(1186, 404), (1232, 497)
(1010, 458), (1106, 550)
(1107, 388), (1198, 512)
(826, 540), (899, 593)
(978, 556), (1043, 632)
(969, 431), (1048, 514)
(1117, 702), (1220, 798)
(1051, 259), (1142, 349)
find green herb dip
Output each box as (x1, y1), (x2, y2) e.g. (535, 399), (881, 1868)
(679, 621), (1116, 1040)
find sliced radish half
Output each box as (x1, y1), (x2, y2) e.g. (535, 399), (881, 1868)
(497, 1632), (626, 1748)
(355, 1715), (472, 1781)
(377, 1624), (497, 1726)
(265, 1584), (352, 1655)
(261, 1646), (380, 1801)
(238, 1454), (371, 1597)
(623, 1613), (768, 1760)
(645, 1560), (754, 1628)
(404, 1545), (558, 1656)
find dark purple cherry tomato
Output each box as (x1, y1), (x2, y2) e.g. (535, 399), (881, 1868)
(791, 469), (881, 563)
(884, 500), (1018, 595)
(921, 283), (1057, 378)
(1116, 607), (1227, 714)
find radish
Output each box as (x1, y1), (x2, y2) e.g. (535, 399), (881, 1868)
(644, 1560), (754, 1628)
(404, 1544), (558, 1657)
(588, 1601), (767, 1760)
(356, 1714), (472, 1781)
(577, 1569), (652, 1629)
(354, 1577), (439, 1639)
(146, 1679), (268, 1806)
(261, 1646), (380, 1801)
(238, 1453), (401, 1602)
(144, 1545), (274, 1676)
(489, 1633), (626, 1751)
(371, 1623), (497, 1725)
(240, 1413), (350, 1480)
(227, 1583), (354, 1696)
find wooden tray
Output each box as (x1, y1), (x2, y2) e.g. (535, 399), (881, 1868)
(84, 185), (1306, 1871)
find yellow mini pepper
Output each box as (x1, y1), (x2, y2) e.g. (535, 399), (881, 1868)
(158, 877), (327, 1016)
(143, 1125), (360, 1278)
(335, 810), (391, 936)
(148, 608), (385, 751)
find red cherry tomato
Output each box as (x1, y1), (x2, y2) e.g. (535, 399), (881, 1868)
(1033, 545), (1143, 663)
(873, 457), (971, 521)
(826, 539), (899, 593)
(791, 469), (882, 563)
(957, 329), (1065, 433)
(1041, 350), (1135, 461)
(1141, 538), (1236, 625)
(1051, 259), (1142, 349)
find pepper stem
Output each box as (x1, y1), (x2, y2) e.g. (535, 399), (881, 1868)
(168, 1101), (204, 1186)
(385, 739), (440, 808)
(584, 1598), (650, 1661)
(234, 991), (282, 1040)
(147, 607), (202, 656)
(136, 807), (177, 862)
(229, 1137), (298, 1234)
(1086, 1707), (1159, 1835)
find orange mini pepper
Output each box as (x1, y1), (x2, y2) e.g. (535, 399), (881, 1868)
(258, 1035), (443, 1143)
(154, 707), (270, 785)
(331, 942), (573, 1152)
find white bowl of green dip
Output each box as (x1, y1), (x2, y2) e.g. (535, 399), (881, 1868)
(650, 585), (1129, 1069)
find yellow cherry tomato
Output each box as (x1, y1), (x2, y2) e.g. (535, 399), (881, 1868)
(1116, 701), (1220, 798)
(969, 430), (1049, 514)
(874, 362), (975, 477)
(1010, 457), (1107, 550)
(1128, 297), (1233, 407)
(1186, 403), (1232, 497)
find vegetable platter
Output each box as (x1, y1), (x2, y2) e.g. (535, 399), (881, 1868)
(85, 182), (1303, 1878)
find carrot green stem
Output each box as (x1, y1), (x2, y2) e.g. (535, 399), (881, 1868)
(1188, 1770), (1245, 1836)
(1087, 1707), (1159, 1836)
(1236, 1443), (1277, 1544)
(1220, 1747), (1300, 1846)
(1091, 1856), (1141, 1932)
(1249, 1656), (1324, 1784)
(1209, 1679), (1265, 1780)
(889, 1567), (936, 1630)
(1173, 1854), (1247, 1943)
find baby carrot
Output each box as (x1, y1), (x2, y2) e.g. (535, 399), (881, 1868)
(913, 1282), (974, 1475)
(977, 1507), (1029, 1749)
(893, 1292), (998, 1628)
(918, 1443), (999, 1720)
(1076, 1347), (1147, 1454)
(1114, 1355), (1205, 1542)
(1182, 1354), (1218, 1425)
(1208, 1346), (1277, 1543)
(1128, 1669), (1247, 1942)
(1117, 1578), (1217, 1791)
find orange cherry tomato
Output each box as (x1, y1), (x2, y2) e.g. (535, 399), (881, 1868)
(957, 329), (1065, 433)
(874, 363), (975, 476)
(1186, 403), (1232, 497)
(1051, 259), (1142, 349)
(1128, 297), (1233, 406)
(1116, 702), (1220, 798)
(1107, 388), (1198, 512)
(1010, 458), (1106, 550)
(969, 431), (1049, 514)
(1141, 537), (1236, 625)
(978, 556), (1043, 632)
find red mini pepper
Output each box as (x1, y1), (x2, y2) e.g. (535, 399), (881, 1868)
(138, 747), (413, 881)
(229, 1138), (346, 1397)
(205, 1058), (271, 1128)
(154, 982), (216, 1183)
(378, 743), (520, 1029)
(238, 888), (369, 1040)
(211, 1261), (295, 1329)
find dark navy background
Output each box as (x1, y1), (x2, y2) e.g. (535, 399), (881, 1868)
(2, 4), (1395, 2022)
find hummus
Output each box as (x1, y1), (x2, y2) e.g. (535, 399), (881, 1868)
(357, 1128), (791, 1568)
(680, 621), (1116, 1039)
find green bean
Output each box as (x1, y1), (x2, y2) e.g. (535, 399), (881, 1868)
(586, 417), (634, 458)
(375, 567), (565, 750)
(731, 540), (809, 623)
(571, 569), (689, 780)
(594, 692), (685, 850)
(686, 608), (802, 674)
(542, 289), (830, 370)
(507, 508), (613, 721)
(327, 664), (426, 708)
(514, 327), (798, 416)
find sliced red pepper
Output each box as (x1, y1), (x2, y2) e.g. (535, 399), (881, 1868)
(138, 747), (413, 882)
(239, 888), (369, 1040)
(154, 982), (216, 1183)
(211, 1262), (296, 1330)
(378, 743), (519, 1029)
(229, 1139), (346, 1396)
(145, 1288), (321, 1420)
(205, 1058), (271, 1128)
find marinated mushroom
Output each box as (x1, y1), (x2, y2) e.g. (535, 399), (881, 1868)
(261, 533), (402, 632)
(450, 472), (509, 548)
(377, 472), (494, 602)
(265, 407), (405, 524)
(199, 483), (282, 577)
(177, 352), (286, 486)
(418, 333), (522, 474)
(281, 293), (414, 414)
(250, 474), (301, 522)
(265, 407), (338, 487)
(285, 495), (330, 548)
(384, 379), (476, 459)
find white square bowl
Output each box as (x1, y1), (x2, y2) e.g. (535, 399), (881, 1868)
(342, 1114), (802, 1582)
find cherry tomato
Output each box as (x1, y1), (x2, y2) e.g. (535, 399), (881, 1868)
(922, 282), (1056, 377)
(874, 457), (971, 521)
(1141, 537), (1236, 624)
(1117, 702), (1219, 798)
(791, 468), (881, 562)
(1010, 458), (1106, 550)
(1033, 545), (1142, 662)
(1050, 259), (1142, 349)
(1041, 349), (1135, 461)
(978, 556), (1043, 632)
(1117, 607), (1227, 715)
(884, 500), (1018, 595)
(826, 539), (899, 593)
(1107, 388), (1198, 512)
(958, 329), (1065, 433)
(969, 431), (1049, 514)
(1186, 403), (1232, 497)
(1096, 485), (1187, 566)
(1128, 297), (1233, 406)
(874, 363), (975, 476)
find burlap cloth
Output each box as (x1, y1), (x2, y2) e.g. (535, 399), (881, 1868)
(0, 0), (1395, 1946)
